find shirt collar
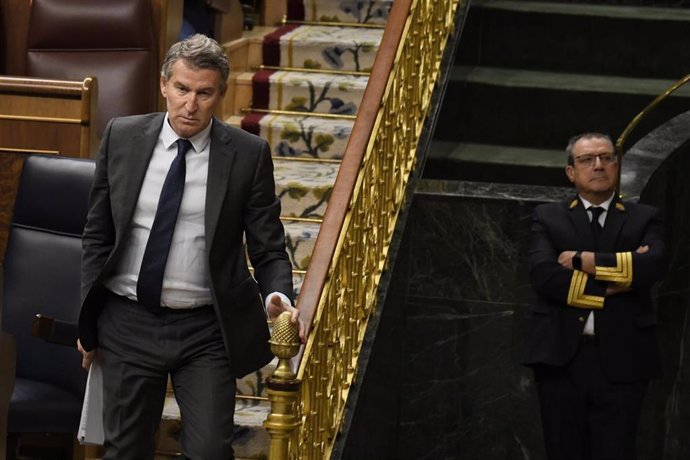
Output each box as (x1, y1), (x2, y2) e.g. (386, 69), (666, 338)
(579, 192), (615, 212)
(161, 113), (213, 153)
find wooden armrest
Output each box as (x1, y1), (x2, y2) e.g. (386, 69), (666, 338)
(0, 75), (98, 158)
(31, 314), (79, 347)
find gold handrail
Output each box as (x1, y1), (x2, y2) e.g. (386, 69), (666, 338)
(615, 72), (690, 157)
(265, 0), (463, 458)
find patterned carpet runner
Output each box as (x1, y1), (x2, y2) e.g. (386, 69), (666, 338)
(160, 2), (392, 458)
(287, 0), (392, 24)
(236, 17), (386, 290)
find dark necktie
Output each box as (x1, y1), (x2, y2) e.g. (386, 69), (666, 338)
(137, 139), (193, 310)
(589, 206), (604, 244)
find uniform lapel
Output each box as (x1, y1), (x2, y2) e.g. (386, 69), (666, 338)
(205, 119), (237, 252)
(567, 196), (596, 250)
(599, 195), (626, 252)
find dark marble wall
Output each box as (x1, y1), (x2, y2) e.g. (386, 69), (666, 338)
(617, 110), (690, 459)
(341, 181), (572, 460)
(339, 170), (690, 459)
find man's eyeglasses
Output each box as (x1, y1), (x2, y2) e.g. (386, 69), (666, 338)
(572, 153), (617, 167)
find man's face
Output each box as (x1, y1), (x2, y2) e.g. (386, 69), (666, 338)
(160, 59), (225, 138)
(565, 137), (618, 203)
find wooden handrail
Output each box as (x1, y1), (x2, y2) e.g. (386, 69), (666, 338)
(295, 0), (413, 335)
(265, 1), (463, 456)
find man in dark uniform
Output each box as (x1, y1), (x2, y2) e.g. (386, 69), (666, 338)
(522, 132), (666, 459)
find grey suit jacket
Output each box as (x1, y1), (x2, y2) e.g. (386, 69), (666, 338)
(79, 113), (293, 377)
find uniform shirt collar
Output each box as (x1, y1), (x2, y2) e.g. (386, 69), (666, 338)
(579, 192), (615, 212)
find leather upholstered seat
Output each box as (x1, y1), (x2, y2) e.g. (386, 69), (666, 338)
(25, 0), (157, 136)
(1, 155), (95, 453)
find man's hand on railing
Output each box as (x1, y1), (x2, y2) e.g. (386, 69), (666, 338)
(266, 294), (307, 343)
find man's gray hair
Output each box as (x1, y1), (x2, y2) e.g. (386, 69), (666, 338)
(161, 34), (230, 91)
(565, 132), (613, 166)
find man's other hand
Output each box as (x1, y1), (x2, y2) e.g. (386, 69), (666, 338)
(558, 250), (576, 269)
(77, 338), (97, 370)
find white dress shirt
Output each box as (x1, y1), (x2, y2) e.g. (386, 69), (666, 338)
(579, 193), (614, 335)
(104, 115), (291, 310)
(104, 114), (212, 307)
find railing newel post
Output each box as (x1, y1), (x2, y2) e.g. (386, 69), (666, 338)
(265, 311), (301, 460)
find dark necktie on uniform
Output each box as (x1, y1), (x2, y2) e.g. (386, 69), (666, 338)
(589, 206), (604, 244)
(137, 139), (193, 310)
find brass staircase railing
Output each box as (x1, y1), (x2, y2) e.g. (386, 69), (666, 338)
(265, 0), (463, 458)
(616, 72), (690, 157)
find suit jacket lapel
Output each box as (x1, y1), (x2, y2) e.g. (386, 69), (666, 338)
(205, 119), (237, 251)
(117, 115), (164, 234)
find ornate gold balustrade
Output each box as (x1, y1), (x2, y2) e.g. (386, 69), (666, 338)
(265, 0), (463, 458)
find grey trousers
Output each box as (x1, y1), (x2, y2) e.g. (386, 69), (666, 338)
(97, 290), (236, 460)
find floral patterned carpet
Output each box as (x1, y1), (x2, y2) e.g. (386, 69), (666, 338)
(159, 1), (392, 458)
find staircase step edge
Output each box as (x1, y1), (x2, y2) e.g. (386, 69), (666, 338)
(472, 0), (690, 21)
(450, 66), (690, 97)
(429, 141), (565, 168)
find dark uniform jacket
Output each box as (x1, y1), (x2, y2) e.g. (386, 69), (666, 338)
(78, 113), (293, 378)
(522, 195), (666, 382)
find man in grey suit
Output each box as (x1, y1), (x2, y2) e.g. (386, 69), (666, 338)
(76, 34), (304, 459)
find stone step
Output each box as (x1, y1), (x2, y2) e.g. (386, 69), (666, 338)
(282, 219), (320, 271)
(230, 69), (368, 116)
(245, 221), (318, 272)
(435, 65), (690, 150)
(287, 0), (394, 24)
(263, 25), (384, 72)
(232, 400), (271, 459)
(254, 69), (368, 115)
(291, 269), (306, 299)
(229, 113), (354, 160)
(458, 0), (690, 79)
(274, 157), (339, 218)
(159, 397), (270, 460)
(424, 141), (571, 187)
(246, 220), (318, 272)
(515, 0), (690, 7)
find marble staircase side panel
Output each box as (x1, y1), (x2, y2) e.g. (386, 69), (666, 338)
(345, 175), (690, 459)
(343, 181), (570, 459)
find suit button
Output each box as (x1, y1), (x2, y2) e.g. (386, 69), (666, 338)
(578, 316), (585, 322)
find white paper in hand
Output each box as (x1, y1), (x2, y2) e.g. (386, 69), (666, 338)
(77, 359), (105, 445)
